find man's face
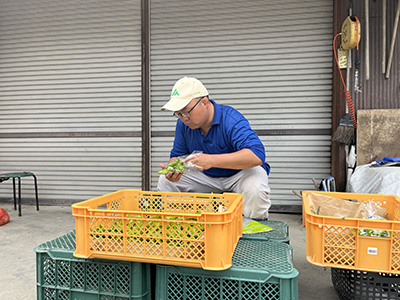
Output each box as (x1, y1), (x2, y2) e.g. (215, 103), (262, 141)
(174, 97), (206, 129)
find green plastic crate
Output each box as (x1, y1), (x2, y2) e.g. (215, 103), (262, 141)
(240, 220), (290, 243)
(156, 239), (299, 300)
(35, 230), (151, 300)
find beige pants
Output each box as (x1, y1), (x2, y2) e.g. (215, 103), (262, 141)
(157, 166), (271, 220)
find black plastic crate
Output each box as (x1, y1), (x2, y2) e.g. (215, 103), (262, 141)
(332, 268), (400, 300)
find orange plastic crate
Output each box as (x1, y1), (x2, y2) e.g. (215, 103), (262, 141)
(303, 191), (400, 274)
(72, 189), (243, 270)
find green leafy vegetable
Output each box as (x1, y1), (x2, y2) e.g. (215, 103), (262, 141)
(158, 158), (187, 174)
(358, 228), (390, 238)
(91, 214), (205, 247)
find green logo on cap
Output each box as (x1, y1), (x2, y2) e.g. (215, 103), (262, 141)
(172, 89), (180, 96)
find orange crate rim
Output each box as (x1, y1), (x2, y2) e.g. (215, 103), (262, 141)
(72, 189), (243, 270)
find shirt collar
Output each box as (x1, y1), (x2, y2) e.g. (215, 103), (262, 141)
(210, 99), (221, 126)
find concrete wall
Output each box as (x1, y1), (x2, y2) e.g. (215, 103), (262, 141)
(357, 109), (400, 165)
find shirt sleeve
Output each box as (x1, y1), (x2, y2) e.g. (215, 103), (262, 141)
(230, 116), (266, 163)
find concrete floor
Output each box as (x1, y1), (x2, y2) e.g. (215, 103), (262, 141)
(0, 202), (339, 300)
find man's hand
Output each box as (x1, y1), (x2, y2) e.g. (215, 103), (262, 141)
(184, 153), (212, 170)
(185, 149), (262, 170)
(159, 163), (184, 182)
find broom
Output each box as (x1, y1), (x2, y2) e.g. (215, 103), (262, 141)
(332, 110), (354, 145)
(332, 23), (358, 145)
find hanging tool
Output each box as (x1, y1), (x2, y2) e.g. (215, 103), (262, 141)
(332, 14), (360, 145)
(351, 16), (362, 93)
(341, 16), (361, 50)
(354, 45), (361, 93)
(386, 0), (400, 79)
(339, 14), (353, 146)
(333, 52), (354, 145)
(341, 14), (362, 92)
(365, 0), (370, 81)
(382, 0), (386, 74)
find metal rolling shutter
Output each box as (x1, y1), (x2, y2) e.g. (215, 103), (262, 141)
(150, 0), (333, 210)
(0, 0), (142, 204)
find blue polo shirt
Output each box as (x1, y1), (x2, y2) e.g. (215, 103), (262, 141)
(170, 99), (270, 178)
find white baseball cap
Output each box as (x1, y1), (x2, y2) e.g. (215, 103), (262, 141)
(161, 77), (209, 111)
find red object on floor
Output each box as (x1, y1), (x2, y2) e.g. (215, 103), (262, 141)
(0, 208), (10, 226)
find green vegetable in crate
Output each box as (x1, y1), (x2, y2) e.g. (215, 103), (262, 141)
(158, 158), (187, 174)
(91, 221), (124, 240)
(91, 214), (205, 248)
(358, 228), (390, 238)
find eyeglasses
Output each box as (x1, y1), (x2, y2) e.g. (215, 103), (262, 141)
(173, 97), (204, 119)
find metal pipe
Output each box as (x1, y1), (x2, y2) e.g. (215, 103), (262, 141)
(346, 50), (352, 93)
(141, 0), (151, 190)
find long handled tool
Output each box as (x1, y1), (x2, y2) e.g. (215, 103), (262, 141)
(382, 0), (386, 74)
(333, 50), (354, 145)
(386, 0), (400, 78)
(332, 15), (359, 145)
(365, 0), (370, 81)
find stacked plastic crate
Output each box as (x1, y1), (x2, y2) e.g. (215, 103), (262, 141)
(35, 230), (151, 300)
(35, 189), (299, 299)
(156, 220), (298, 300)
(302, 191), (400, 300)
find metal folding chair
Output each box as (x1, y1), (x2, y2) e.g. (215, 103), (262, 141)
(0, 172), (39, 216)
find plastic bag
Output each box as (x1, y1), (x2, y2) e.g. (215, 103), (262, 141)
(242, 217), (273, 234)
(357, 199), (390, 238)
(158, 150), (204, 175)
(0, 208), (10, 226)
(178, 150), (204, 171)
(360, 199), (389, 220)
